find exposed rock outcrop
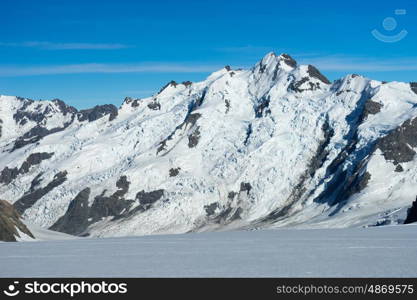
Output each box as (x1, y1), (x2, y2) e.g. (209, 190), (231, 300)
(404, 198), (417, 224)
(0, 200), (34, 242)
(78, 104), (118, 122)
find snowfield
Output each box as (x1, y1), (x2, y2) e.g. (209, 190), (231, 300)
(1, 225), (417, 277)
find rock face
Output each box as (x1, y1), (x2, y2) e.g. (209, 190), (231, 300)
(376, 117), (417, 165)
(78, 104), (118, 122)
(14, 171), (68, 214)
(1, 52), (417, 238)
(0, 152), (54, 185)
(49, 176), (135, 235)
(0, 200), (34, 242)
(404, 198), (417, 224)
(49, 188), (91, 235)
(411, 82), (417, 95)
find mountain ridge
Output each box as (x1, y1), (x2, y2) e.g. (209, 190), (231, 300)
(1, 52), (417, 238)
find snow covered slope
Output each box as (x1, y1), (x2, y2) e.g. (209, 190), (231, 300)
(1, 53), (417, 237)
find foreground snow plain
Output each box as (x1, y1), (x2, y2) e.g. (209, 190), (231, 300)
(1, 225), (416, 277)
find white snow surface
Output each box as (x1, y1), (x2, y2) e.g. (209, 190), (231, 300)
(1, 52), (417, 237)
(18, 221), (76, 242)
(1, 225), (416, 277)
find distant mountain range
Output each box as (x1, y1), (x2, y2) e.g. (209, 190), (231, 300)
(1, 52), (417, 240)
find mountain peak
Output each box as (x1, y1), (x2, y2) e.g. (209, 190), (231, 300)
(279, 53), (297, 68)
(258, 51), (278, 66)
(306, 64), (331, 84)
(256, 52), (298, 73)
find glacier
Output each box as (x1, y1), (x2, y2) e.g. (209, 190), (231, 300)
(1, 225), (417, 277)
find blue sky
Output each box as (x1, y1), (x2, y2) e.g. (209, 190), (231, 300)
(0, 0), (416, 109)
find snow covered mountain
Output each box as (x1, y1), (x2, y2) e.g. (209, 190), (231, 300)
(1, 52), (417, 238)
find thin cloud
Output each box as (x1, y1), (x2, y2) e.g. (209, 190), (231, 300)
(215, 45), (275, 55)
(298, 55), (417, 72)
(0, 41), (130, 50)
(0, 63), (222, 77)
(1, 55), (415, 77)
